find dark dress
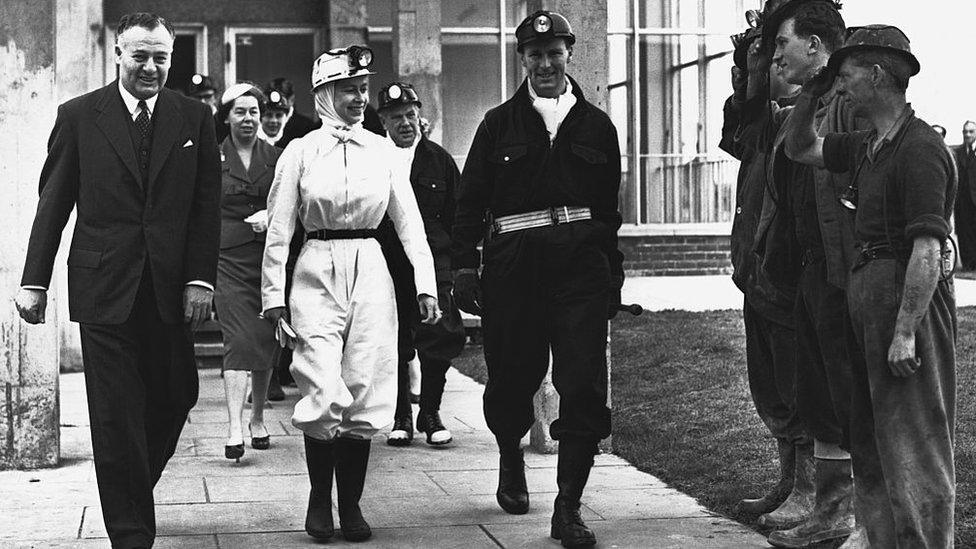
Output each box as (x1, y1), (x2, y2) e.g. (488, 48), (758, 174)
(215, 137), (281, 371)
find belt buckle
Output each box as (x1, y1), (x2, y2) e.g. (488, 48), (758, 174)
(549, 207), (560, 226)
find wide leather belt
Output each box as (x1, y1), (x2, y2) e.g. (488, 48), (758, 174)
(492, 206), (591, 236)
(306, 228), (379, 241)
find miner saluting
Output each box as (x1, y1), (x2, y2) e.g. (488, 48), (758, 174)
(786, 25), (957, 547)
(450, 10), (623, 548)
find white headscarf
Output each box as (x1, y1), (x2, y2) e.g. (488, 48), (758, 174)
(314, 80), (365, 143)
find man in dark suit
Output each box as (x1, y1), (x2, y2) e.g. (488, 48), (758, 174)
(14, 12), (220, 549)
(953, 121), (976, 270)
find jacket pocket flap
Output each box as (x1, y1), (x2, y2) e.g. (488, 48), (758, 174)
(570, 143), (608, 164)
(67, 248), (102, 268)
(416, 177), (446, 192)
(489, 145), (528, 164)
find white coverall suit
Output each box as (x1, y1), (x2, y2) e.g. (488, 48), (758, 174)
(262, 127), (437, 441)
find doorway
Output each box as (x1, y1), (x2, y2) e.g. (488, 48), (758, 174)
(225, 27), (323, 118)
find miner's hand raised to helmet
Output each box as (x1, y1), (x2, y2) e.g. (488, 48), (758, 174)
(802, 65), (836, 98)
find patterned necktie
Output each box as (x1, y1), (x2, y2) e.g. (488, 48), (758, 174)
(135, 100), (153, 138)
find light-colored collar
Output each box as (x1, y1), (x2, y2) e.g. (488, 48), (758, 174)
(118, 80), (159, 119)
(527, 77), (573, 103)
(388, 132), (421, 151)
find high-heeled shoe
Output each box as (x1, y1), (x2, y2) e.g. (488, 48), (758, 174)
(249, 424), (271, 450)
(225, 443), (245, 463)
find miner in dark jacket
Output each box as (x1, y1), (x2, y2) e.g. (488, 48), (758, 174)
(451, 11), (623, 548)
(375, 82), (466, 448)
(952, 121), (976, 269)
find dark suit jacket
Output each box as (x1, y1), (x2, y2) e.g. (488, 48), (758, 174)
(278, 111), (320, 149)
(21, 82), (221, 324)
(219, 137), (280, 249)
(952, 144), (976, 209)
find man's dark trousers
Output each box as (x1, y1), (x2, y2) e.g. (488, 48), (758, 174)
(481, 223), (611, 442)
(79, 269), (199, 547)
(847, 259), (955, 547)
(794, 259), (854, 446)
(743, 299), (806, 444)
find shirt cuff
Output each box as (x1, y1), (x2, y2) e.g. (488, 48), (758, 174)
(186, 280), (215, 291)
(21, 285), (47, 291)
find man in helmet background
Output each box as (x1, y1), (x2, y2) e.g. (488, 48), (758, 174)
(186, 72), (218, 115)
(735, 1), (862, 545)
(787, 24), (957, 548)
(451, 10), (623, 548)
(375, 82), (466, 449)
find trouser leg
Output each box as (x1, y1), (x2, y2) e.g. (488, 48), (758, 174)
(743, 299), (807, 444)
(848, 261), (956, 548)
(394, 360), (412, 417)
(416, 278), (466, 412)
(79, 276), (197, 549)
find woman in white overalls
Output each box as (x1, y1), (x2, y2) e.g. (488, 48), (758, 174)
(261, 46), (439, 543)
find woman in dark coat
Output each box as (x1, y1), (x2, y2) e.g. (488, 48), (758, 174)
(215, 83), (282, 461)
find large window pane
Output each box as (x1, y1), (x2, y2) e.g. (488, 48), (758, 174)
(506, 0), (529, 28)
(442, 35), (502, 166)
(608, 0), (633, 30)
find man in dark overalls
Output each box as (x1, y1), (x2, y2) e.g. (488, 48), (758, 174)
(451, 11), (623, 548)
(376, 81), (466, 447)
(744, 2), (862, 545)
(787, 25), (957, 547)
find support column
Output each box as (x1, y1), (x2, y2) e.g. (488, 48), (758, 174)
(0, 0), (61, 469)
(329, 0), (368, 48)
(527, 0), (611, 454)
(54, 0), (105, 373)
(392, 0), (443, 144)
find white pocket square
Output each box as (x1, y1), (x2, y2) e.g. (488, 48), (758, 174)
(182, 139), (194, 148)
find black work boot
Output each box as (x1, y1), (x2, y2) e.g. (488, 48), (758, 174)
(737, 438), (795, 515)
(767, 458), (855, 548)
(759, 441), (816, 529)
(550, 438), (598, 547)
(334, 437), (372, 542)
(387, 410), (414, 446)
(496, 436), (529, 514)
(303, 436), (335, 539)
(416, 409), (453, 445)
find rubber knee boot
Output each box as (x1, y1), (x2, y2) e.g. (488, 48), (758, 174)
(737, 438), (795, 515)
(303, 436), (335, 539)
(768, 458), (855, 548)
(759, 441), (815, 529)
(550, 438), (598, 548)
(496, 436), (529, 514)
(334, 437), (372, 542)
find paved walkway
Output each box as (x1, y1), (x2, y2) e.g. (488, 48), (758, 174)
(2, 366), (767, 548)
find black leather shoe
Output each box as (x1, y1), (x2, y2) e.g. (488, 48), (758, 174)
(224, 443), (244, 463)
(387, 413), (414, 446)
(416, 409), (452, 445)
(551, 496), (596, 547)
(496, 439), (528, 514)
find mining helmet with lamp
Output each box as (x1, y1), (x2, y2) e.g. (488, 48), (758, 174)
(264, 89), (289, 112)
(515, 10), (575, 51)
(377, 82), (422, 112)
(311, 45), (376, 91)
(187, 73), (216, 97)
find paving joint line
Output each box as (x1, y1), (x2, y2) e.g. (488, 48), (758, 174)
(478, 523), (506, 548)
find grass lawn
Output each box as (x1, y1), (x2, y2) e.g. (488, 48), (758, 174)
(452, 308), (975, 546)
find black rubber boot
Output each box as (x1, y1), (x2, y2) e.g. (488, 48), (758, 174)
(496, 436), (529, 514)
(550, 438), (598, 548)
(737, 438), (795, 515)
(767, 458), (854, 548)
(334, 437), (372, 542)
(303, 436), (335, 540)
(759, 441), (816, 529)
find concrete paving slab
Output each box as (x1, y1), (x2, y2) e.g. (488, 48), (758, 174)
(355, 494), (600, 528)
(429, 465), (667, 496)
(5, 534), (218, 548)
(179, 419), (289, 439)
(205, 470), (445, 503)
(0, 479), (99, 509)
(485, 517), (769, 548)
(154, 475), (207, 504)
(581, 488), (710, 520)
(0, 457), (93, 484)
(217, 525), (497, 548)
(81, 501), (308, 538)
(0, 505), (85, 541)
(185, 431), (306, 459)
(159, 450), (307, 478)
